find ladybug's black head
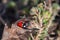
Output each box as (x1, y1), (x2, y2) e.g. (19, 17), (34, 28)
(22, 21), (30, 29)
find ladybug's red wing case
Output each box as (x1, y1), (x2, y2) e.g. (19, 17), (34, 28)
(17, 21), (23, 28)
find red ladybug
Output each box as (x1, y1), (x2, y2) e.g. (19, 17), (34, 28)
(17, 20), (29, 29)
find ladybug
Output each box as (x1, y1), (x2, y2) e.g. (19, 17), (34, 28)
(17, 20), (29, 29)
